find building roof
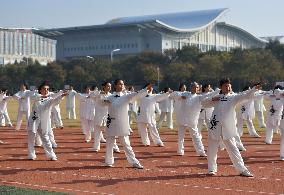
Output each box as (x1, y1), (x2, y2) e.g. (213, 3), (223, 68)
(34, 8), (229, 36)
(106, 8), (228, 32)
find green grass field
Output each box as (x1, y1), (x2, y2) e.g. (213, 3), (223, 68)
(0, 186), (69, 195)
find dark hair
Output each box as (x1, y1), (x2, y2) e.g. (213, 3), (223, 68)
(219, 78), (231, 87)
(163, 87), (170, 93)
(101, 81), (110, 87)
(143, 83), (151, 89)
(274, 85), (283, 90)
(21, 83), (29, 89)
(38, 81), (49, 91)
(128, 85), (134, 91)
(242, 86), (250, 91)
(91, 85), (97, 91)
(178, 83), (186, 91)
(84, 85), (91, 90)
(202, 84), (210, 93)
(114, 79), (123, 86)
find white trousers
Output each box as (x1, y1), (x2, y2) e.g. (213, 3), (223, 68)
(197, 118), (210, 139)
(105, 136), (140, 166)
(137, 122), (163, 145)
(0, 111), (12, 126)
(207, 136), (248, 174)
(256, 111), (266, 127)
(81, 118), (93, 141)
(177, 124), (205, 155)
(280, 127), (284, 157)
(93, 125), (107, 151)
(66, 107), (76, 119)
(51, 111), (63, 128)
(265, 121), (279, 144)
(27, 128), (56, 159)
(128, 110), (137, 125)
(16, 110), (29, 130)
(237, 117), (259, 136)
(157, 111), (173, 129)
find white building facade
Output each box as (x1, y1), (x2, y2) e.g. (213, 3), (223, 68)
(35, 8), (266, 61)
(0, 28), (56, 65)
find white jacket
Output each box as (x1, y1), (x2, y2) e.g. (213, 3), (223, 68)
(264, 91), (283, 126)
(28, 93), (63, 134)
(92, 92), (111, 126)
(202, 88), (257, 140)
(159, 96), (173, 112)
(137, 93), (170, 124)
(105, 89), (148, 136)
(66, 90), (77, 108)
(14, 90), (34, 112)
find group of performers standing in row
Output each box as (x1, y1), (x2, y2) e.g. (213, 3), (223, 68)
(1, 78), (284, 177)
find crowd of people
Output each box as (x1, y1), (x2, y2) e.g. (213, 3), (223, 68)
(1, 78), (284, 177)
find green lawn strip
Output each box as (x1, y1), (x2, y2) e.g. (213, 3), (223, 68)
(0, 185), (71, 195)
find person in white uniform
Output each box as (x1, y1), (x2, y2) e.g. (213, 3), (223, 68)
(104, 79), (148, 169)
(50, 89), (64, 129)
(172, 82), (219, 156)
(91, 82), (113, 152)
(0, 90), (13, 127)
(237, 86), (261, 138)
(136, 83), (170, 146)
(198, 84), (215, 139)
(27, 81), (68, 160)
(13, 84), (34, 130)
(202, 78), (259, 177)
(254, 86), (267, 128)
(157, 87), (174, 129)
(279, 99), (284, 161)
(76, 86), (95, 142)
(128, 86), (138, 126)
(66, 85), (77, 119)
(264, 86), (284, 144)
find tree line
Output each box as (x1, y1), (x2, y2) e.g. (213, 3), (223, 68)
(1, 40), (284, 93)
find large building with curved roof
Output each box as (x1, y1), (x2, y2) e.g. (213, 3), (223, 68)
(35, 8), (267, 60)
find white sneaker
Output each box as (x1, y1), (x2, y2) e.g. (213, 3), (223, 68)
(199, 152), (207, 157)
(157, 142), (164, 147)
(0, 140), (4, 144)
(240, 170), (253, 177)
(280, 156), (284, 161)
(177, 151), (184, 156)
(132, 163), (143, 169)
(113, 148), (120, 153)
(251, 133), (261, 138)
(49, 157), (57, 161)
(238, 146), (246, 152)
(28, 155), (36, 160)
(105, 163), (113, 167)
(208, 171), (216, 175)
(100, 138), (106, 143)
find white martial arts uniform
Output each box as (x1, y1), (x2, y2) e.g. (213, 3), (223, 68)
(66, 89), (77, 119)
(91, 92), (111, 151)
(136, 92), (169, 146)
(198, 92), (215, 139)
(128, 100), (138, 125)
(157, 96), (174, 129)
(76, 92), (95, 142)
(0, 94), (13, 126)
(27, 93), (64, 160)
(264, 90), (283, 144)
(202, 88), (257, 174)
(14, 89), (34, 130)
(50, 92), (64, 129)
(279, 99), (284, 159)
(254, 91), (266, 128)
(237, 99), (260, 137)
(172, 90), (218, 156)
(104, 89), (147, 167)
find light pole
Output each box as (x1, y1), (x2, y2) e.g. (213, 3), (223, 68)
(157, 67), (160, 92)
(111, 49), (120, 62)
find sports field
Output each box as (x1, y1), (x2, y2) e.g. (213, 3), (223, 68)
(0, 100), (283, 195)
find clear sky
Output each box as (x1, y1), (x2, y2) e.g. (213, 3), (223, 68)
(1, 0), (283, 37)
